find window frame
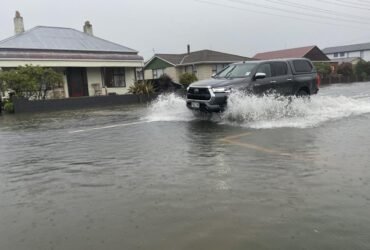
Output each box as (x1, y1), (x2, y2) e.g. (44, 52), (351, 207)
(152, 68), (164, 79)
(256, 63), (272, 78)
(292, 60), (313, 74)
(270, 62), (289, 77)
(103, 67), (126, 88)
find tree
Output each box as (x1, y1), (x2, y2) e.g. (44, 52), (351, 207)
(355, 60), (370, 80)
(179, 73), (198, 86)
(0, 65), (63, 99)
(313, 62), (331, 78)
(337, 63), (353, 77)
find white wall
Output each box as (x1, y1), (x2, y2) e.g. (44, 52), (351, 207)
(86, 68), (102, 96)
(348, 51), (361, 58)
(144, 67), (180, 82)
(327, 50), (370, 61)
(364, 51), (370, 61)
(195, 64), (214, 81)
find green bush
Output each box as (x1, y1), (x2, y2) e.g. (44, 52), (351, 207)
(128, 81), (155, 96)
(337, 63), (353, 77)
(355, 61), (370, 80)
(3, 100), (14, 113)
(313, 62), (331, 78)
(179, 73), (198, 86)
(0, 65), (63, 100)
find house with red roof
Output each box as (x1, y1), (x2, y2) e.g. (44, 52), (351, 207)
(254, 45), (329, 62)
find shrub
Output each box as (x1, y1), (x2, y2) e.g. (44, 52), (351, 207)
(337, 63), (353, 77)
(3, 100), (14, 113)
(179, 73), (198, 86)
(158, 74), (173, 91)
(0, 65), (63, 100)
(355, 61), (370, 80)
(313, 62), (331, 78)
(128, 81), (155, 96)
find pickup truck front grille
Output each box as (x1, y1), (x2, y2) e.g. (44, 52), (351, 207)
(187, 87), (211, 100)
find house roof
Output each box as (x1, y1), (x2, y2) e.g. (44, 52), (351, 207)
(323, 42), (370, 54)
(254, 46), (316, 60)
(155, 54), (184, 65)
(0, 26), (138, 54)
(152, 49), (249, 66)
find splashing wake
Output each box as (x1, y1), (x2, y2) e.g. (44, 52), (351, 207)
(145, 91), (370, 129)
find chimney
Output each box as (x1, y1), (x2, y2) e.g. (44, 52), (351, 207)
(83, 21), (93, 36)
(187, 44), (190, 55)
(14, 11), (25, 35)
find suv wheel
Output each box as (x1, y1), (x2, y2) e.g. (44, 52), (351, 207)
(296, 89), (309, 97)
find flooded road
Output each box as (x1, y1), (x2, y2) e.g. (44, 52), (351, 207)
(1, 82), (370, 250)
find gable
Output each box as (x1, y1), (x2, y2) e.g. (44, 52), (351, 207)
(145, 57), (173, 70)
(304, 47), (330, 61)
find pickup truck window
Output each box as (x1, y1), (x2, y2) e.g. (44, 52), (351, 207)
(293, 60), (313, 73)
(256, 63), (272, 78)
(271, 62), (288, 76)
(216, 63), (258, 79)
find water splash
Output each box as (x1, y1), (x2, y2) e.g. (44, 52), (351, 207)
(145, 93), (195, 122)
(145, 91), (370, 128)
(223, 92), (370, 128)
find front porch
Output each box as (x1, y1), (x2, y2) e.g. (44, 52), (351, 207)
(57, 66), (142, 98)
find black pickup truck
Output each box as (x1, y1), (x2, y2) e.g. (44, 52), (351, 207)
(186, 58), (320, 112)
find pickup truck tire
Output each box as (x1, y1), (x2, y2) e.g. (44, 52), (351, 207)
(296, 88), (310, 97)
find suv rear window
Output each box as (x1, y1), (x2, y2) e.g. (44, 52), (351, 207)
(293, 60), (313, 73)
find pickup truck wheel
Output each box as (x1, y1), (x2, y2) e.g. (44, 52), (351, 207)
(296, 89), (310, 98)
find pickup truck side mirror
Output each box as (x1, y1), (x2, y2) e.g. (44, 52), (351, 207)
(254, 72), (266, 80)
(211, 73), (216, 78)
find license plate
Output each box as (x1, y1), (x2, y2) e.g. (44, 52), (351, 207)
(191, 102), (200, 109)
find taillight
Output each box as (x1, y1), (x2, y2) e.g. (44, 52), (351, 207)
(316, 74), (321, 89)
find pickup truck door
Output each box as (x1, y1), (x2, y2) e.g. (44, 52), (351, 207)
(252, 63), (277, 94)
(270, 62), (294, 96)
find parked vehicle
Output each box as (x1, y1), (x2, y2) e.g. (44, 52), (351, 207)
(186, 58), (320, 112)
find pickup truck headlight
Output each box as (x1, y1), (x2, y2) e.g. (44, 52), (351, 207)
(212, 87), (232, 93)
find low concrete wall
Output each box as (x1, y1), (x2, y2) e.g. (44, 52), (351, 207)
(13, 94), (157, 114)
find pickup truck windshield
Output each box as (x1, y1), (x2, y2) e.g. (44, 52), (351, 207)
(216, 63), (258, 79)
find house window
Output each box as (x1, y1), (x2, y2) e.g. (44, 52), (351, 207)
(136, 68), (144, 81)
(340, 52), (345, 57)
(185, 65), (197, 75)
(104, 68), (126, 87)
(153, 69), (164, 79)
(334, 53), (338, 58)
(212, 64), (228, 74)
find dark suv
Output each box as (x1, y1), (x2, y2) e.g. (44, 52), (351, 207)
(186, 58), (320, 112)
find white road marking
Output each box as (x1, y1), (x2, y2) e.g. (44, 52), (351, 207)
(69, 121), (151, 134)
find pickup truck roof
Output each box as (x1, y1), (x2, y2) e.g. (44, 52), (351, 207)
(232, 58), (316, 75)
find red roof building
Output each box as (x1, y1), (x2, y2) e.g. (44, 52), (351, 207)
(254, 46), (329, 61)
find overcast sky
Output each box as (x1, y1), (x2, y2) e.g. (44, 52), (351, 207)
(1, 0), (370, 59)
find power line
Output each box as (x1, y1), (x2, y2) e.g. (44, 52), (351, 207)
(194, 0), (366, 29)
(314, 0), (370, 11)
(266, 0), (370, 21)
(229, 0), (370, 25)
(337, 0), (370, 7)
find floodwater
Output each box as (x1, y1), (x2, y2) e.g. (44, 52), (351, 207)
(1, 82), (370, 250)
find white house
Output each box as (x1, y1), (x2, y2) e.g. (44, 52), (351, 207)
(0, 12), (144, 98)
(144, 45), (250, 82)
(323, 42), (370, 62)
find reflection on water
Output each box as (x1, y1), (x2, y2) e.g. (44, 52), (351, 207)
(1, 83), (370, 249)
